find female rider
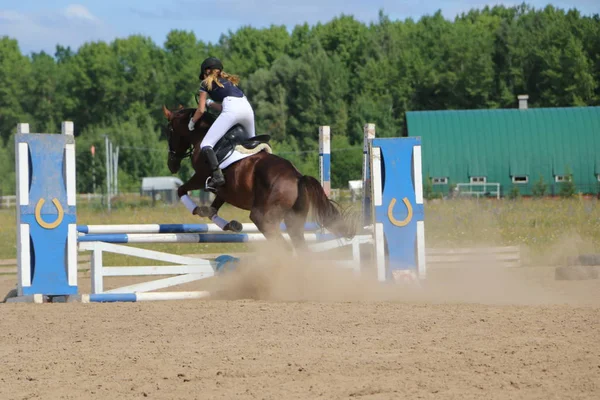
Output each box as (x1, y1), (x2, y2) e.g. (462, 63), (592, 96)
(188, 57), (256, 190)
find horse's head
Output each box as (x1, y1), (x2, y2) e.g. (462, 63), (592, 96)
(162, 105), (215, 173)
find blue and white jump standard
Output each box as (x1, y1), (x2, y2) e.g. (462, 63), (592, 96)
(319, 125), (331, 197)
(13, 122), (78, 301)
(5, 121), (426, 303)
(368, 137), (426, 282)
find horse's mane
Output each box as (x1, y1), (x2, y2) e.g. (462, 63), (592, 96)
(163, 107), (216, 143)
(173, 107), (217, 125)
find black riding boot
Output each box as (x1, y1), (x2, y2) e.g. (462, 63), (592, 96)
(201, 146), (226, 190)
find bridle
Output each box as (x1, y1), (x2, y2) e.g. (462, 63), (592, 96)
(165, 107), (216, 163)
(166, 117), (194, 162)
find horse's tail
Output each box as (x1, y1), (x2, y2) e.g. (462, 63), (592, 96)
(298, 175), (356, 239)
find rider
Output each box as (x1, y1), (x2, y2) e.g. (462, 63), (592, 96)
(188, 56), (256, 190)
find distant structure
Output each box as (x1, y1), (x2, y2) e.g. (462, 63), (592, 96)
(141, 176), (183, 204)
(406, 96), (600, 198)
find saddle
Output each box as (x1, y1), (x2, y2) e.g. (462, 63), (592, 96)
(212, 124), (272, 165)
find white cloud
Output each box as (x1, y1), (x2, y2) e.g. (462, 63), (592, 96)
(0, 10), (27, 22)
(0, 4), (115, 55)
(64, 4), (98, 21)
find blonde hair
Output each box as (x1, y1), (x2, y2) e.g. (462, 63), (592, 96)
(202, 69), (240, 91)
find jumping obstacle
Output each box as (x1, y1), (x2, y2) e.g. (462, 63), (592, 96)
(78, 222), (370, 295)
(5, 121), (426, 303)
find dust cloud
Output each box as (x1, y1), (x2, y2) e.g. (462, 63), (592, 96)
(206, 238), (600, 307)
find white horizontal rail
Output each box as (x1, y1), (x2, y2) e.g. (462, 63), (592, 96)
(426, 246), (520, 255)
(78, 232), (337, 244)
(79, 241), (215, 265)
(135, 292), (211, 301)
(102, 266), (214, 276)
(425, 246), (521, 268)
(103, 274), (213, 294)
(309, 235), (373, 252)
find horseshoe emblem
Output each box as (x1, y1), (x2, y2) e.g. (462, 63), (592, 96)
(387, 197), (413, 227)
(34, 198), (64, 229)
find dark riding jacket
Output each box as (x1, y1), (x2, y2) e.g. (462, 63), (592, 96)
(199, 77), (244, 103)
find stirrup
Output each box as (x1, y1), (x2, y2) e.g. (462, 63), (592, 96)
(205, 176), (224, 193)
(205, 176), (217, 193)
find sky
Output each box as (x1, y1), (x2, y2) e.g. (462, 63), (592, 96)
(1, 0), (598, 56)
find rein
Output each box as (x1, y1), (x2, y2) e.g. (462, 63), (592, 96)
(166, 108), (219, 162)
(166, 113), (194, 162)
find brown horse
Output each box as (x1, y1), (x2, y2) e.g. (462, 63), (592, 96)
(161, 105), (356, 253)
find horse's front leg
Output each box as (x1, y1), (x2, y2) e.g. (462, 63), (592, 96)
(192, 194), (222, 218)
(192, 196), (241, 233)
(177, 174), (206, 215)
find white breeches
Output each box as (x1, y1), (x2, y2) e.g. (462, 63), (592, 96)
(200, 96), (256, 149)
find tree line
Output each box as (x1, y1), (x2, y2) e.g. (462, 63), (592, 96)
(0, 4), (598, 195)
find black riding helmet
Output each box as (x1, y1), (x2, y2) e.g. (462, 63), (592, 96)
(199, 57), (223, 80)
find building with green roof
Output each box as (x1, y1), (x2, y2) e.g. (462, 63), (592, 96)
(405, 100), (600, 198)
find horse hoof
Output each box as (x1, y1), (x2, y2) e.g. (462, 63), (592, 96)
(193, 206), (211, 218)
(224, 220), (243, 233)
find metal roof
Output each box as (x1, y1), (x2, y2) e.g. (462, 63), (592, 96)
(405, 106), (600, 196)
(141, 176), (183, 191)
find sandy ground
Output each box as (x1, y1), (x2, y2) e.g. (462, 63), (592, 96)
(1, 250), (599, 400)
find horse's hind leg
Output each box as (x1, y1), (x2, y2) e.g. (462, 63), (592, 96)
(250, 206), (293, 253)
(283, 208), (309, 254)
(282, 174), (311, 254)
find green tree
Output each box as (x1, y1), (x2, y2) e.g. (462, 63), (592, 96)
(423, 174), (434, 200)
(66, 41), (124, 129)
(0, 37), (31, 143)
(559, 167), (576, 198)
(532, 174), (548, 197)
(508, 185), (521, 199)
(245, 55), (302, 141)
(219, 25), (291, 78)
(312, 14), (368, 74)
(75, 107), (168, 193)
(163, 30), (211, 108)
(0, 139), (15, 195)
(26, 51), (61, 133)
(112, 35), (170, 126)
(330, 134), (362, 187)
(288, 41), (350, 148)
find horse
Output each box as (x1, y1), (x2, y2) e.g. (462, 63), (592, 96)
(161, 105), (356, 253)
